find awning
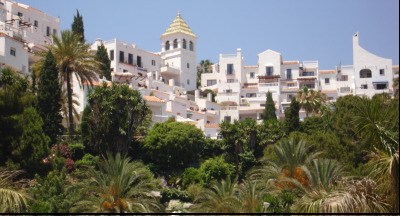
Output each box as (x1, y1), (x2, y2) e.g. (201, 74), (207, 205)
(372, 81), (388, 84)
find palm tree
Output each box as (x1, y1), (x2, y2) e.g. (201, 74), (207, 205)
(249, 137), (321, 191)
(51, 30), (99, 136)
(70, 153), (163, 213)
(60, 88), (80, 127)
(353, 97), (399, 212)
(296, 87), (327, 117)
(290, 159), (389, 213)
(197, 59), (213, 88)
(191, 177), (241, 213)
(292, 177), (389, 213)
(0, 168), (30, 213)
(237, 180), (268, 213)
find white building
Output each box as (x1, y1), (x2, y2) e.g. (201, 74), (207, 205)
(201, 33), (397, 123)
(0, 0), (60, 72)
(0, 32), (28, 73)
(85, 13), (221, 138)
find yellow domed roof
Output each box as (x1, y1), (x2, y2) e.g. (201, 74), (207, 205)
(161, 13), (196, 38)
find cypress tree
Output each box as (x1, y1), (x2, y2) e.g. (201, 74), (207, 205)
(263, 91), (277, 122)
(71, 10), (85, 42)
(36, 51), (63, 145)
(95, 44), (112, 80)
(284, 97), (300, 133)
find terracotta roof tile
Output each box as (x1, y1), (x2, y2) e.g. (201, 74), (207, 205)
(319, 70), (336, 75)
(144, 95), (165, 103)
(282, 61), (299, 65)
(205, 123), (220, 128)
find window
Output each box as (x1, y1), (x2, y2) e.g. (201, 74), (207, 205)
(187, 63), (190, 68)
(361, 84), (368, 89)
(340, 87), (351, 93)
(375, 83), (388, 90)
(225, 89), (232, 93)
(250, 72), (255, 78)
(111, 68), (114, 72)
(109, 50), (114, 61)
(10, 48), (16, 56)
(33, 20), (38, 27)
(325, 78), (330, 84)
(173, 39), (178, 49)
(265, 67), (273, 76)
(360, 69), (372, 78)
(46, 26), (51, 36)
(137, 56), (142, 67)
(187, 79), (190, 85)
(128, 53), (133, 65)
(286, 69), (292, 79)
(119, 51), (124, 63)
(246, 93), (257, 98)
(151, 60), (156, 66)
(207, 80), (217, 86)
(189, 41), (194, 51)
(288, 94), (293, 100)
(165, 41), (170, 51)
(339, 75), (348, 81)
(227, 64), (234, 74)
(17, 12), (23, 17)
(183, 39), (187, 49)
(53, 29), (57, 36)
(287, 83), (296, 87)
(302, 71), (314, 76)
(380, 69), (385, 76)
(123, 69), (128, 72)
(301, 83), (315, 89)
(328, 97), (334, 100)
(224, 116), (231, 123)
(227, 79), (235, 83)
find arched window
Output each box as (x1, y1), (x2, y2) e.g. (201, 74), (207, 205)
(183, 39), (187, 49)
(165, 41), (170, 51)
(189, 41), (194, 51)
(173, 39), (178, 49)
(360, 69), (372, 78)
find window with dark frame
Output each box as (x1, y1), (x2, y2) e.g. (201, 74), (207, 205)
(286, 69), (292, 79)
(128, 53), (133, 65)
(119, 51), (124, 63)
(227, 64), (234, 74)
(380, 69), (385, 76)
(137, 56), (142, 67)
(46, 26), (51, 36)
(10, 48), (16, 56)
(266, 67), (273, 76)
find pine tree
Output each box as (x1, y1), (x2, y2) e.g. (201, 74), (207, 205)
(36, 51), (63, 145)
(263, 91), (277, 122)
(284, 97), (300, 133)
(95, 44), (112, 80)
(71, 10), (84, 42)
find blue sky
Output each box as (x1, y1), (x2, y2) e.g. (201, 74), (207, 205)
(19, 0), (399, 69)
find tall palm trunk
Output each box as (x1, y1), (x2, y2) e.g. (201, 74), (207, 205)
(66, 70), (74, 136)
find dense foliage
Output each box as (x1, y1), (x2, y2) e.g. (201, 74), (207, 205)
(95, 44), (112, 80)
(263, 91), (277, 122)
(142, 121), (205, 171)
(36, 51), (63, 145)
(81, 83), (150, 155)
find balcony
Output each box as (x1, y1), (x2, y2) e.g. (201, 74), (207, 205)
(160, 66), (180, 76)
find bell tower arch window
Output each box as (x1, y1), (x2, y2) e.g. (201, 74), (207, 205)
(165, 41), (170, 51)
(173, 39), (178, 49)
(189, 41), (194, 51)
(183, 39), (187, 49)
